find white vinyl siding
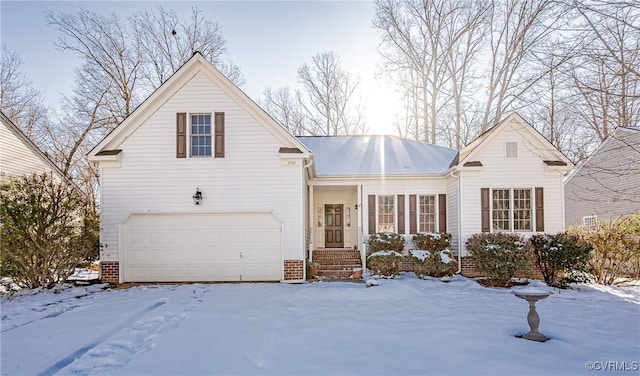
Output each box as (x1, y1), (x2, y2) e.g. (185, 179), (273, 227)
(98, 71), (305, 268)
(458, 119), (566, 255)
(0, 117), (63, 183)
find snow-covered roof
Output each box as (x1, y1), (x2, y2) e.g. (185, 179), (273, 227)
(297, 135), (458, 176)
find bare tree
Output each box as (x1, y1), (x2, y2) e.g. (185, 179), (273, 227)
(0, 45), (49, 143)
(296, 51), (365, 136)
(47, 8), (141, 124)
(261, 87), (307, 135)
(374, 0), (490, 146)
(570, 1), (640, 142)
(479, 0), (561, 131)
(374, 0), (451, 143)
(132, 5), (245, 90)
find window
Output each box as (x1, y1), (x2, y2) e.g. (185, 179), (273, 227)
(377, 195), (395, 232)
(492, 189), (510, 231)
(419, 195), (436, 233)
(583, 215), (597, 230)
(513, 189), (532, 231)
(506, 142), (518, 158)
(489, 188), (533, 232)
(191, 114), (212, 157)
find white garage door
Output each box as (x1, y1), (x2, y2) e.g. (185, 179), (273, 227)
(123, 212), (282, 282)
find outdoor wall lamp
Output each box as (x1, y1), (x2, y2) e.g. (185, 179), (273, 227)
(192, 188), (203, 205)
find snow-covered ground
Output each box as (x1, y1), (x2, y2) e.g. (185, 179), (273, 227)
(1, 275), (639, 375)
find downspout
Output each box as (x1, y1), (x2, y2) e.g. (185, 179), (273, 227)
(449, 169), (462, 274)
(304, 158), (314, 271)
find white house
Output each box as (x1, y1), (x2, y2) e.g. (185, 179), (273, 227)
(0, 111), (67, 183)
(89, 52), (573, 284)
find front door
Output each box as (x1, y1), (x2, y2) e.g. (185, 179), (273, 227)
(325, 204), (344, 248)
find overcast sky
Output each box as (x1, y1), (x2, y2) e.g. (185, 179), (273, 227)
(1, 0), (402, 135)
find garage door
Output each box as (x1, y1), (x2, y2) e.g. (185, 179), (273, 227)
(122, 212), (282, 282)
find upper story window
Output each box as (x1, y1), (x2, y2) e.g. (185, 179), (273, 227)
(191, 114), (212, 157)
(378, 195), (395, 233)
(177, 112), (224, 159)
(505, 141), (518, 158)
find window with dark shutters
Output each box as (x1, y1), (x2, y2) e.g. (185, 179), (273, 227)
(215, 112), (225, 158)
(176, 113), (186, 158)
(397, 195), (405, 234)
(535, 187), (544, 232)
(438, 194), (447, 233)
(368, 195), (376, 234)
(409, 195), (417, 234)
(481, 188), (490, 232)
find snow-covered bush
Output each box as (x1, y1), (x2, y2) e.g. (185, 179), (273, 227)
(466, 233), (528, 286)
(528, 233), (592, 288)
(367, 233), (405, 254)
(409, 249), (457, 278)
(412, 232), (451, 252)
(367, 251), (405, 277)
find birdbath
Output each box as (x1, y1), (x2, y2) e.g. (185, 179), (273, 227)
(511, 288), (553, 342)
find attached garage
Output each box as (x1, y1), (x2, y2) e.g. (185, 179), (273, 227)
(121, 212), (283, 282)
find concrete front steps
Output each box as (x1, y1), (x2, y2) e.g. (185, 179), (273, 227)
(312, 249), (363, 279)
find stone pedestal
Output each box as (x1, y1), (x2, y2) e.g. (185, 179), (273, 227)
(512, 289), (553, 342)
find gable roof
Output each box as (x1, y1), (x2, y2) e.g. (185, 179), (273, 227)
(0, 111), (67, 181)
(457, 112), (573, 168)
(565, 125), (640, 183)
(89, 52), (310, 159)
(297, 135), (458, 176)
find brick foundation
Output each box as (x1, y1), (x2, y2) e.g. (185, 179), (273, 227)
(284, 260), (304, 280)
(459, 256), (544, 280)
(100, 261), (119, 284)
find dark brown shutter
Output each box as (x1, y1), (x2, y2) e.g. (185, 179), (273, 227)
(368, 195), (376, 234)
(176, 113), (186, 158)
(397, 195), (405, 234)
(535, 187), (544, 232)
(409, 195), (417, 234)
(481, 188), (490, 232)
(438, 194), (447, 233)
(214, 112), (225, 158)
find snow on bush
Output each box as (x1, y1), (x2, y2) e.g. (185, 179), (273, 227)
(367, 250), (405, 278)
(412, 232), (451, 252)
(466, 232), (529, 286)
(409, 249), (457, 278)
(367, 233), (405, 254)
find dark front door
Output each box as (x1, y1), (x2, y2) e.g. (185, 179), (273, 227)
(325, 204), (344, 248)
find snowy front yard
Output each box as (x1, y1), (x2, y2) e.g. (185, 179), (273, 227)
(1, 276), (639, 375)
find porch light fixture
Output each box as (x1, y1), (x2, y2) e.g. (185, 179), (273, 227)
(192, 188), (203, 205)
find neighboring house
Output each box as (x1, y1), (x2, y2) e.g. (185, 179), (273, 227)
(88, 52), (573, 284)
(0, 111), (66, 183)
(565, 126), (640, 228)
